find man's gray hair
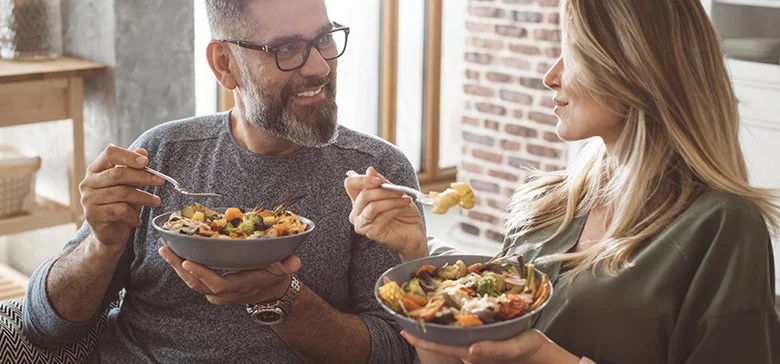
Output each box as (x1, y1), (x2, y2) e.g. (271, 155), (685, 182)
(205, 0), (251, 39)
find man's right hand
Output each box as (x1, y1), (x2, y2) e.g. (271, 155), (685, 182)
(344, 167), (428, 262)
(79, 145), (165, 251)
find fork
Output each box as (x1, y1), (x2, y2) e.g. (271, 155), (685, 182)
(144, 167), (222, 198)
(345, 170), (434, 205)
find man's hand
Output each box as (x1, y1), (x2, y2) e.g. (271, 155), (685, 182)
(80, 145), (165, 253)
(344, 167), (428, 262)
(158, 243), (301, 305)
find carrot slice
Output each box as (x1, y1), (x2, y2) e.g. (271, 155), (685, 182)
(455, 314), (483, 327)
(224, 208), (244, 222)
(415, 265), (437, 277)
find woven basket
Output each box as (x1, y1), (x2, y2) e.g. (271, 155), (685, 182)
(0, 146), (40, 218)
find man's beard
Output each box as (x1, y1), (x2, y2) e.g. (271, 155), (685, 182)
(240, 69), (339, 148)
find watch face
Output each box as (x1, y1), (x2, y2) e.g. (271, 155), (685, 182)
(252, 307), (284, 325)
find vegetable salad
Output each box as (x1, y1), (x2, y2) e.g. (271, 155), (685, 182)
(161, 203), (307, 239)
(378, 258), (550, 327)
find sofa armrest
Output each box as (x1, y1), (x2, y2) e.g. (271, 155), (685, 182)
(0, 298), (113, 364)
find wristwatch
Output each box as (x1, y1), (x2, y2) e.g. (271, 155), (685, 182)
(246, 276), (301, 325)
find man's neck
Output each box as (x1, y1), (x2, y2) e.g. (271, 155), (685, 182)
(230, 107), (303, 156)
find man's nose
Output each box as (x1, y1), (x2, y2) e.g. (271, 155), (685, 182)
(299, 47), (331, 78)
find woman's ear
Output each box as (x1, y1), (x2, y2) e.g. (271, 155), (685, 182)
(206, 41), (238, 90)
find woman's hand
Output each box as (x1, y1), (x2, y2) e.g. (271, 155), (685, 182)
(401, 329), (580, 364)
(344, 167), (428, 262)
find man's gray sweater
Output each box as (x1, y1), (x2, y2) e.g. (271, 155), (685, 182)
(22, 112), (420, 363)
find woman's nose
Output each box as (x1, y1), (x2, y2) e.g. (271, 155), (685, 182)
(543, 57), (563, 91)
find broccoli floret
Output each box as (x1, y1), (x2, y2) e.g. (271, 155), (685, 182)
(476, 275), (502, 297)
(223, 223), (239, 234)
(405, 278), (426, 297)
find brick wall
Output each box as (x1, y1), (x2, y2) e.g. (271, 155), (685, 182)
(456, 0), (566, 247)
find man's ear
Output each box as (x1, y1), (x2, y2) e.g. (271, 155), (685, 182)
(207, 41), (238, 90)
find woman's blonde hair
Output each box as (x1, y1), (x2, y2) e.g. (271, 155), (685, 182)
(506, 0), (780, 280)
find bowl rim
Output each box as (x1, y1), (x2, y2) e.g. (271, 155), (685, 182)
(374, 254), (553, 331)
(152, 207), (316, 241)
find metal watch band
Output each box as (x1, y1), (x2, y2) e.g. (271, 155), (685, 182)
(246, 275), (301, 325)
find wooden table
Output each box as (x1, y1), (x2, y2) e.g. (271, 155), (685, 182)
(0, 57), (106, 299)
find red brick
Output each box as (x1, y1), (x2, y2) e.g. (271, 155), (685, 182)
(529, 111), (558, 126)
(495, 25), (528, 39)
(462, 116), (480, 126)
(537, 61), (553, 74)
(502, 0), (533, 4)
(465, 52), (494, 65)
(463, 131), (495, 147)
(544, 164), (565, 172)
(465, 69), (480, 80)
(476, 102), (508, 116)
(489, 169), (520, 182)
(486, 72), (514, 84)
(538, 0), (560, 7)
(485, 119), (500, 131)
(469, 6), (506, 18)
(544, 131), (562, 142)
(503, 187), (516, 197)
(500, 139), (521, 151)
(534, 29), (561, 42)
(464, 84), (495, 97)
(486, 230), (506, 243)
(472, 149), (504, 163)
(545, 12), (560, 24)
(460, 222), (481, 236)
(508, 44), (541, 55)
(470, 179), (501, 194)
(487, 198), (508, 211)
(499, 90), (533, 105)
(519, 76), (547, 90)
(469, 37), (505, 51)
(545, 46), (562, 58)
(462, 162), (485, 174)
(512, 10), (543, 23)
(505, 123), (539, 138)
(527, 144), (561, 158)
(466, 21), (492, 33)
(468, 211), (500, 225)
(501, 57), (532, 70)
(512, 109), (525, 120)
(508, 157), (541, 170)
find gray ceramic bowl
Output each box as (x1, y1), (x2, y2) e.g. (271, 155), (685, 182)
(152, 208), (314, 270)
(375, 254), (552, 346)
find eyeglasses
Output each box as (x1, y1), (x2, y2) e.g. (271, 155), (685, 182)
(221, 23), (350, 72)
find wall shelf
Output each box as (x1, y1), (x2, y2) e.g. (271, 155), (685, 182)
(0, 197), (74, 237)
(0, 57), (106, 238)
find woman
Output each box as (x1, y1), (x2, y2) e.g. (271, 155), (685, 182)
(344, 1), (780, 363)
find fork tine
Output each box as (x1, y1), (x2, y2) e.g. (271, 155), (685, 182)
(273, 194), (307, 214)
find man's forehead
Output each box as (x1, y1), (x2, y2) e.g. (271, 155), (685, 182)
(245, 0), (330, 42)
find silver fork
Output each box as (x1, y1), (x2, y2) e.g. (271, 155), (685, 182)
(144, 167), (222, 198)
(345, 170), (434, 205)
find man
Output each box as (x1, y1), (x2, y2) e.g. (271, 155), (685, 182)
(21, 0), (421, 362)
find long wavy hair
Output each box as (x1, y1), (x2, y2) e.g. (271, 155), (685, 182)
(506, 0), (780, 280)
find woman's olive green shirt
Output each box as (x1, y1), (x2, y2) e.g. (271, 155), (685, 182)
(470, 191), (778, 363)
